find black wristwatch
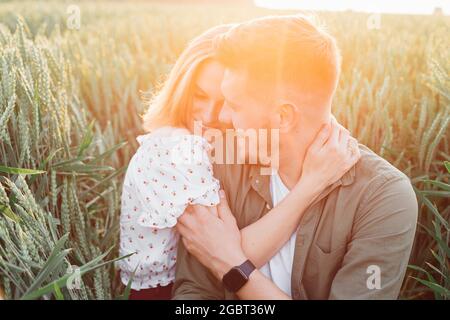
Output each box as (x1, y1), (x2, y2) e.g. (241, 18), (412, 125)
(222, 259), (256, 293)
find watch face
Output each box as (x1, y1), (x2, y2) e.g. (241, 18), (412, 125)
(223, 267), (248, 293)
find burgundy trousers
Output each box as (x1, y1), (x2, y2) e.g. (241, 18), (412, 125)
(129, 283), (174, 300)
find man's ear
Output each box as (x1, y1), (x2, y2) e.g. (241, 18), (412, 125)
(274, 102), (299, 133)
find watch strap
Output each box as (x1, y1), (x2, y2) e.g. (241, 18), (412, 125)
(239, 259), (256, 278)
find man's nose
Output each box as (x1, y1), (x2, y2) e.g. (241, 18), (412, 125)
(203, 101), (224, 128)
(202, 103), (215, 125)
(218, 103), (232, 127)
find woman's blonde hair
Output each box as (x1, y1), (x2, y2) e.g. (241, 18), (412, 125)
(141, 24), (234, 132)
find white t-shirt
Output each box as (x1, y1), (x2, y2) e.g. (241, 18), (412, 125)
(259, 172), (298, 296)
(117, 127), (220, 290)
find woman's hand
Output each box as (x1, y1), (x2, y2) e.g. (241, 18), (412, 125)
(299, 116), (360, 194)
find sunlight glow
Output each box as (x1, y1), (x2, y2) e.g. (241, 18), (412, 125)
(255, 0), (450, 15)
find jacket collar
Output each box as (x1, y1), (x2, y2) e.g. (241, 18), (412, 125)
(248, 163), (357, 207)
(249, 163), (356, 186)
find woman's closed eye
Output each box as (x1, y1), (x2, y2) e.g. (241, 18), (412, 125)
(194, 92), (209, 101)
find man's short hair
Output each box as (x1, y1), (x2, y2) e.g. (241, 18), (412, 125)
(214, 14), (342, 100)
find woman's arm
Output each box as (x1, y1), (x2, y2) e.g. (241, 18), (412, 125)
(236, 270), (292, 299)
(239, 119), (360, 268)
(239, 176), (323, 268)
(208, 251), (292, 299)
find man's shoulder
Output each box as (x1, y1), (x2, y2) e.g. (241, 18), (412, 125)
(350, 144), (417, 218)
(355, 144), (410, 186)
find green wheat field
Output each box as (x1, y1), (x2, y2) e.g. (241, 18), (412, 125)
(0, 0), (448, 300)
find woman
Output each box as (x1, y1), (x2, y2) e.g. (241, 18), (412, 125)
(118, 24), (359, 300)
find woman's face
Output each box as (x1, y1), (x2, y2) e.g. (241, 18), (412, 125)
(190, 59), (226, 132)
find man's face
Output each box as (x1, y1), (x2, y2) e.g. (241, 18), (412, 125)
(219, 68), (274, 132)
(219, 68), (281, 165)
(217, 67), (331, 167)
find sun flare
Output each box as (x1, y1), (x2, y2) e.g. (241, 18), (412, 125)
(255, 0), (449, 15)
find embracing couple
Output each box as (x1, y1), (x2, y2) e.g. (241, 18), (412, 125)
(118, 15), (418, 300)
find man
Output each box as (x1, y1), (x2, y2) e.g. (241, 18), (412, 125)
(173, 15), (418, 299)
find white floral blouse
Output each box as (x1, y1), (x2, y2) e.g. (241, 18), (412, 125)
(117, 127), (220, 290)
